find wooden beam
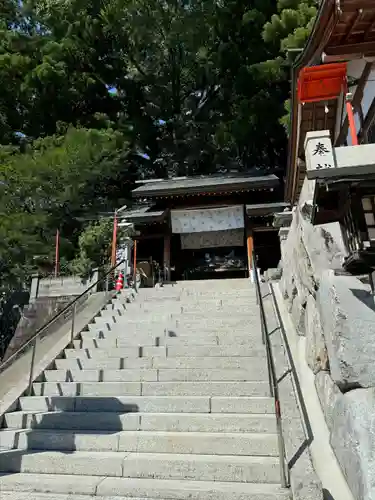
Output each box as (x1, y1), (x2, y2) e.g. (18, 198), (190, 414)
(341, 9), (363, 44)
(358, 96), (375, 143)
(335, 62), (373, 145)
(364, 15), (375, 41)
(341, 1), (375, 12)
(326, 41), (375, 57)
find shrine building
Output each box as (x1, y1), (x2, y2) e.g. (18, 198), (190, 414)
(121, 173), (288, 281)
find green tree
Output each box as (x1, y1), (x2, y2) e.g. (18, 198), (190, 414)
(1, 0), (289, 173)
(69, 218), (133, 278)
(262, 0), (318, 133)
(0, 126), (133, 291)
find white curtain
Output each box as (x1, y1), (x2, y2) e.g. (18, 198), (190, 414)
(171, 206), (244, 234)
(181, 229), (244, 249)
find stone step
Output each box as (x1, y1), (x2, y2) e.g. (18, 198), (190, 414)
(122, 306), (259, 315)
(55, 358), (155, 370)
(5, 411), (276, 433)
(86, 323), (262, 337)
(44, 369), (158, 382)
(0, 429), (278, 456)
(167, 345), (265, 357)
(54, 355), (266, 371)
(0, 474), (290, 500)
(74, 337), (225, 348)
(153, 356), (266, 369)
(0, 450), (281, 483)
(64, 345), (266, 358)
(19, 396), (273, 414)
(77, 334), (261, 347)
(32, 381), (270, 397)
(93, 314), (260, 326)
(43, 366), (267, 382)
(64, 346), (167, 359)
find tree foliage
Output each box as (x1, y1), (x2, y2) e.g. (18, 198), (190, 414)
(262, 0), (318, 133)
(0, 0), (312, 292)
(0, 127), (133, 290)
(69, 218), (133, 278)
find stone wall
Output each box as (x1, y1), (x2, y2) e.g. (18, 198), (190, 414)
(279, 177), (375, 500)
(30, 270), (99, 300)
(2, 296), (76, 363)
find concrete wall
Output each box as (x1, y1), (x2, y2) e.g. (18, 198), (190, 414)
(3, 296), (75, 362)
(4, 269), (103, 364)
(278, 176), (375, 500)
(31, 270), (99, 300)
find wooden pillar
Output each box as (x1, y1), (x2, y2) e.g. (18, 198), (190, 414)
(163, 235), (171, 282)
(246, 230), (254, 278)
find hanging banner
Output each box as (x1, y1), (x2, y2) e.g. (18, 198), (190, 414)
(171, 206), (244, 234)
(181, 229), (244, 249)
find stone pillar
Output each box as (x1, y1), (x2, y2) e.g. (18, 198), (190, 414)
(91, 268), (99, 292)
(29, 274), (40, 303)
(163, 235), (171, 282)
(304, 129), (336, 179)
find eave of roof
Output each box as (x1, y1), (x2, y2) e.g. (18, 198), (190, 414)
(246, 202), (290, 216)
(121, 206), (169, 224)
(132, 174), (279, 198)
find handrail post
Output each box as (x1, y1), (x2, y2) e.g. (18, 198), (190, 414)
(27, 337), (37, 396)
(276, 399), (289, 488)
(70, 303), (77, 345)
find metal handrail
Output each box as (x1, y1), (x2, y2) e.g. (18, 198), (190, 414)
(251, 251), (290, 489)
(0, 260), (126, 396)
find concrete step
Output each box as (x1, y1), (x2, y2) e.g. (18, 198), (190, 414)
(5, 411), (276, 433)
(64, 345), (266, 359)
(64, 346), (167, 359)
(0, 473), (291, 499)
(55, 356), (267, 371)
(5, 411), (139, 431)
(93, 313), (260, 326)
(140, 381), (270, 396)
(0, 450), (281, 483)
(74, 337), (226, 348)
(32, 381), (142, 397)
(43, 367), (267, 382)
(166, 345), (265, 357)
(0, 429), (278, 456)
(85, 324), (262, 337)
(156, 368), (267, 382)
(77, 334), (261, 347)
(55, 357), (154, 370)
(152, 356), (266, 370)
(44, 369), (158, 382)
(32, 381), (270, 397)
(104, 301), (127, 310)
(126, 306), (259, 315)
(19, 395), (273, 414)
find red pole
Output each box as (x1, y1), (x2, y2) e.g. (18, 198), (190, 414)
(111, 211), (118, 267)
(346, 98), (358, 145)
(55, 229), (59, 277)
(344, 82), (358, 146)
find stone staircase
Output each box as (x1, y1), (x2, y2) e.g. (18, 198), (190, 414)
(0, 279), (290, 500)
